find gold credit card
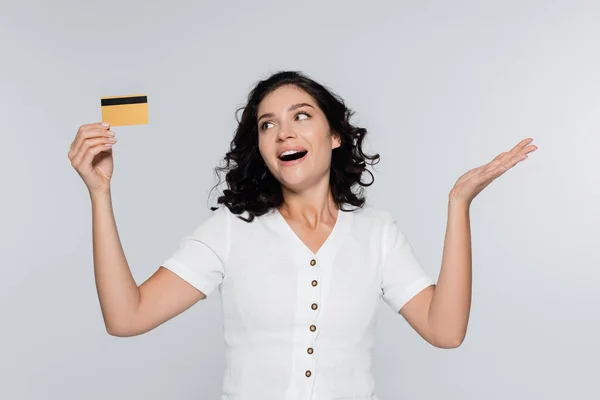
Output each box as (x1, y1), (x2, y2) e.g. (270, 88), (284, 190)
(101, 94), (148, 126)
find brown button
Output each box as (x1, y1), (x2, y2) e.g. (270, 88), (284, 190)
(311, 303), (318, 310)
(310, 259), (316, 266)
(307, 347), (313, 354)
(305, 370), (312, 377)
(311, 280), (318, 287)
(310, 325), (316, 332)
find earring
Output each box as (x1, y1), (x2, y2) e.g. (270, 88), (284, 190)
(260, 169), (267, 180)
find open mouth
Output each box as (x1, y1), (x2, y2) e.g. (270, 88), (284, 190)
(279, 150), (308, 162)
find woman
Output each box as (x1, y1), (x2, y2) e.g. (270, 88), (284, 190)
(68, 71), (537, 399)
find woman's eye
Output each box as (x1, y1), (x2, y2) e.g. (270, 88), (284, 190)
(260, 112), (309, 130)
(297, 112), (310, 120)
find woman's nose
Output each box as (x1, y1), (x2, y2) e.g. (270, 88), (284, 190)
(277, 121), (297, 140)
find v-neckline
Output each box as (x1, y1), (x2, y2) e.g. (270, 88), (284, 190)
(274, 206), (345, 257)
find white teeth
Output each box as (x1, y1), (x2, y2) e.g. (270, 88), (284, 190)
(280, 150), (301, 157)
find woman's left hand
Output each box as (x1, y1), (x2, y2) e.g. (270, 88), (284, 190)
(449, 138), (538, 207)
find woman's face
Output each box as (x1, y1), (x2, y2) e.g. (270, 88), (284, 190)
(256, 85), (341, 192)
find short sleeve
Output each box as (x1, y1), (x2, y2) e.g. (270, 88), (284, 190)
(161, 206), (230, 297)
(381, 215), (435, 312)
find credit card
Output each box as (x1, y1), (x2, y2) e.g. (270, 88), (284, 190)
(101, 94), (148, 126)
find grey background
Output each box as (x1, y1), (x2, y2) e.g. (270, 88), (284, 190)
(1, 0), (598, 399)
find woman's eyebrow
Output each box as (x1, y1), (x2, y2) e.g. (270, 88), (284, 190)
(258, 103), (315, 123)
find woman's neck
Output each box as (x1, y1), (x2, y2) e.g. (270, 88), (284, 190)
(279, 186), (338, 227)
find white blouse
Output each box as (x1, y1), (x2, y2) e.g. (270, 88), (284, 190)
(162, 204), (436, 400)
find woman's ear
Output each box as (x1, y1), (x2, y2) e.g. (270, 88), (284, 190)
(331, 131), (342, 149)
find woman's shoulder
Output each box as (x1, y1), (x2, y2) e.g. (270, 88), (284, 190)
(347, 203), (395, 226)
(208, 204), (272, 225)
(208, 204), (248, 218)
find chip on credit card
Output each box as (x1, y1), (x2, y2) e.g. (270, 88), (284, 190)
(100, 94), (148, 126)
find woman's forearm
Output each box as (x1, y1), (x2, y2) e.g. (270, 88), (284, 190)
(90, 190), (141, 335)
(428, 196), (473, 347)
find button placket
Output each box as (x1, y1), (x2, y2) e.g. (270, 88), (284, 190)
(306, 257), (319, 378)
(309, 257), (319, 335)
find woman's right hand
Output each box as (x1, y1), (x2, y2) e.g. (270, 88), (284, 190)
(68, 122), (118, 196)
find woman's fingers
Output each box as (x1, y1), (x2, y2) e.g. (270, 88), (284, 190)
(70, 135), (117, 167)
(69, 123), (115, 160)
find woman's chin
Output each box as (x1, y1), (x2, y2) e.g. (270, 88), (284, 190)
(277, 172), (327, 193)
(277, 174), (307, 190)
